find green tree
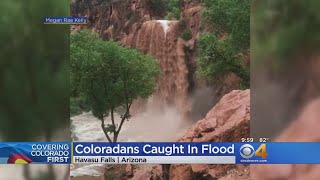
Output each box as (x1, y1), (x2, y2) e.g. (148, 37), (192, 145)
(148, 0), (167, 17)
(165, 0), (180, 20)
(147, 0), (180, 20)
(252, 0), (320, 69)
(181, 29), (192, 41)
(0, 1), (69, 180)
(198, 0), (250, 88)
(70, 96), (90, 116)
(71, 30), (159, 142)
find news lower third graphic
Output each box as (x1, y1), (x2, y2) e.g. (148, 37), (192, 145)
(72, 143), (236, 164)
(0, 142), (320, 164)
(43, 17), (88, 24)
(0, 142), (70, 164)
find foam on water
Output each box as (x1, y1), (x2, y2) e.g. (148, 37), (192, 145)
(70, 112), (131, 177)
(156, 20), (171, 36)
(70, 105), (190, 177)
(70, 164), (106, 177)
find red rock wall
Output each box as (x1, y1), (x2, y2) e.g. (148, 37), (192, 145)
(71, 1), (197, 118)
(171, 90), (250, 179)
(70, 0), (243, 120)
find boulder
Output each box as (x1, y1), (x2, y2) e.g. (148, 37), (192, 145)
(125, 164), (133, 177)
(171, 90), (250, 179)
(151, 165), (162, 180)
(131, 170), (152, 180)
(179, 89), (250, 143)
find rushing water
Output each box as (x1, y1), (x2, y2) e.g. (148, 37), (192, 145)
(156, 20), (171, 36)
(70, 104), (191, 177)
(71, 19), (192, 177)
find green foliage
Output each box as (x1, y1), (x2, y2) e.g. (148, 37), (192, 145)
(202, 0), (249, 51)
(252, 0), (320, 70)
(148, 0), (180, 19)
(178, 19), (187, 29)
(71, 30), (159, 141)
(148, 0), (167, 17)
(70, 96), (90, 116)
(181, 29), (192, 41)
(0, 0), (69, 141)
(197, 0), (250, 88)
(0, 1), (69, 179)
(165, 0), (180, 20)
(197, 34), (249, 87)
(165, 12), (178, 20)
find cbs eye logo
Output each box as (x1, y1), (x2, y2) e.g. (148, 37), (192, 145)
(240, 144), (268, 159)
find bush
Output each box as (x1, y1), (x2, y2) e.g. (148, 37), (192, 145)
(252, 0), (320, 69)
(181, 29), (192, 41)
(202, 0), (249, 51)
(70, 96), (90, 116)
(166, 0), (180, 20)
(165, 12), (177, 20)
(178, 18), (186, 29)
(148, 0), (167, 17)
(197, 0), (250, 88)
(148, 0), (180, 19)
(197, 33), (249, 88)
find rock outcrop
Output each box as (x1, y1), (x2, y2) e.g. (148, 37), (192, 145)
(71, 0), (244, 120)
(181, 0), (203, 39)
(251, 98), (320, 180)
(70, 1), (252, 180)
(71, 0), (153, 40)
(71, 0), (197, 118)
(170, 90), (250, 180)
(129, 165), (162, 180)
(130, 170), (152, 180)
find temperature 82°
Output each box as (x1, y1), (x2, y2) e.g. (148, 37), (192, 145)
(259, 138), (269, 142)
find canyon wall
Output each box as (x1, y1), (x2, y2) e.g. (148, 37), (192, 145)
(70, 1), (251, 179)
(71, 0), (240, 121)
(72, 1), (192, 118)
(170, 89), (250, 180)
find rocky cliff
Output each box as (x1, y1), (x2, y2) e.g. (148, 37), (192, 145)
(71, 0), (240, 120)
(71, 0), (154, 39)
(71, 0), (198, 119)
(70, 2), (250, 178)
(71, 0), (202, 45)
(122, 90), (250, 180)
(170, 89), (250, 180)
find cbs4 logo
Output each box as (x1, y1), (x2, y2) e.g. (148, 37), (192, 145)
(240, 144), (268, 159)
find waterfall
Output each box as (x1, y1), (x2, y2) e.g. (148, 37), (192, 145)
(127, 20), (191, 120)
(71, 20), (193, 178)
(156, 20), (170, 36)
